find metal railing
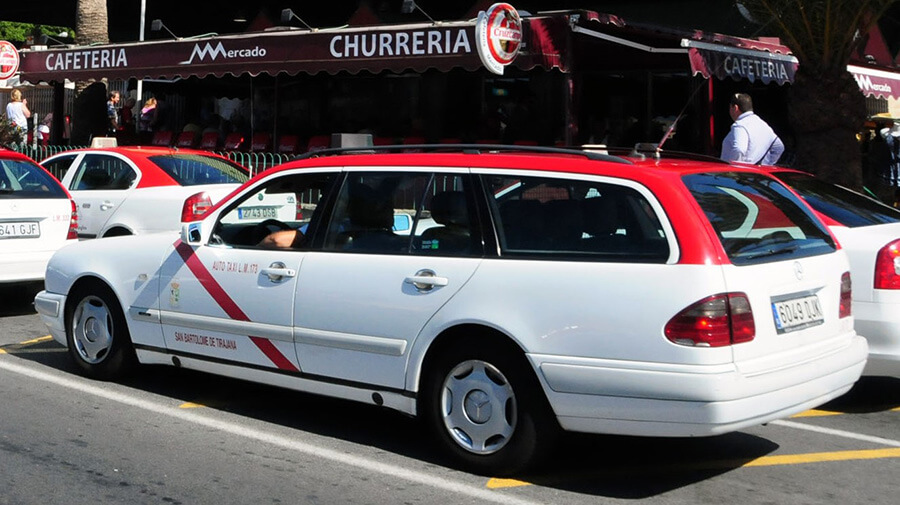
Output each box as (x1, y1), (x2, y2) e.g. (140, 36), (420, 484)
(17, 145), (293, 178)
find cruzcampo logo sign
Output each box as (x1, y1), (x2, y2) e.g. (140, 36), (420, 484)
(475, 3), (522, 75)
(0, 41), (20, 80)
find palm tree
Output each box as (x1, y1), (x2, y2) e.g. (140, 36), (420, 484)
(737, 0), (897, 189)
(71, 0), (110, 144)
(75, 0), (109, 46)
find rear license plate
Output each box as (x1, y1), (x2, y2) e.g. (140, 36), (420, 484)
(772, 294), (824, 333)
(0, 221), (40, 239)
(237, 207), (278, 220)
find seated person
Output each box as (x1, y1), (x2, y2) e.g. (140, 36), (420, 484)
(258, 227), (306, 249)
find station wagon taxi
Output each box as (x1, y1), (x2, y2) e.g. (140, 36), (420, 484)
(34, 145), (868, 475)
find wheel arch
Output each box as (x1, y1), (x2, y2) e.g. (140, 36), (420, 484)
(412, 323), (535, 401)
(101, 224), (135, 237)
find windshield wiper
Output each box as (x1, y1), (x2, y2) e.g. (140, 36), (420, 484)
(743, 245), (799, 260)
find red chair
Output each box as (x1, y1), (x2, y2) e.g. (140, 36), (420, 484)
(402, 136), (426, 153)
(199, 132), (220, 150)
(372, 136), (394, 146)
(305, 135), (330, 153)
(250, 132), (271, 152)
(276, 135), (300, 155)
(151, 131), (173, 146)
(223, 133), (244, 151)
(440, 138), (462, 144)
(175, 131), (198, 148)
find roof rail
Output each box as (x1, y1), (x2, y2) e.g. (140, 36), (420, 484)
(293, 143), (633, 165)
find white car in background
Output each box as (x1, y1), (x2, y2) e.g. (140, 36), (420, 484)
(766, 168), (900, 377)
(41, 146), (250, 238)
(0, 149), (77, 288)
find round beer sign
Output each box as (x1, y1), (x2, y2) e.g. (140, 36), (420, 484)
(0, 41), (20, 80)
(476, 3), (522, 75)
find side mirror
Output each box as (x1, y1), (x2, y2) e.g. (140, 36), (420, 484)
(182, 222), (202, 244)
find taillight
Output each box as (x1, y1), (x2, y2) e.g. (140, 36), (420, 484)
(665, 293), (755, 347)
(182, 192), (212, 222)
(67, 199), (78, 240)
(840, 271), (852, 318)
(874, 240), (900, 290)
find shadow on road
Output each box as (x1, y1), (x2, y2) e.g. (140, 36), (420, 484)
(0, 284), (40, 317)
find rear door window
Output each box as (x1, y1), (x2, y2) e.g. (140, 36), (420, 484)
(684, 172), (836, 265)
(775, 171), (900, 227)
(483, 174), (670, 262)
(70, 154), (136, 191)
(322, 172), (480, 256)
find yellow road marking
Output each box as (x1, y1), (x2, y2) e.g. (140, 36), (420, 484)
(179, 402), (206, 409)
(0, 349), (6, 355)
(486, 447), (900, 489)
(18, 335), (53, 346)
(792, 409), (843, 418)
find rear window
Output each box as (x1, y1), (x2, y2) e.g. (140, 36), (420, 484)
(684, 172), (836, 265)
(0, 158), (67, 199)
(148, 154), (249, 186)
(776, 171), (900, 227)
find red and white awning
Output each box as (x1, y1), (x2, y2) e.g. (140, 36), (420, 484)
(848, 64), (900, 100)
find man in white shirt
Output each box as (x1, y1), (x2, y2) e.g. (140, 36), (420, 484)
(721, 93), (784, 165)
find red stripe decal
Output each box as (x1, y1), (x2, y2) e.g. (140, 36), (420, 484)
(173, 240), (299, 372)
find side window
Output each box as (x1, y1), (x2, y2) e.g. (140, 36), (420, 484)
(71, 155), (136, 191)
(484, 174), (669, 262)
(214, 172), (337, 248)
(41, 154), (77, 181)
(322, 172), (477, 255)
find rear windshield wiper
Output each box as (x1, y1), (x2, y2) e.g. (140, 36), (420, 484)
(743, 245), (799, 260)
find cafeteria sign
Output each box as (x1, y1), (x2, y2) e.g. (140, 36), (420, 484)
(0, 41), (20, 80)
(476, 3), (522, 75)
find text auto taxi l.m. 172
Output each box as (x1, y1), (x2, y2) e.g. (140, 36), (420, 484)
(34, 146), (867, 475)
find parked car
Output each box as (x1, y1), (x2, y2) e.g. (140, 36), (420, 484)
(764, 167), (900, 377)
(40, 146), (250, 238)
(35, 146), (867, 475)
(0, 148), (77, 288)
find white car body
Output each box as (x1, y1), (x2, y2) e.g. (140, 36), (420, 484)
(35, 151), (867, 473)
(766, 168), (900, 378)
(831, 223), (900, 377)
(41, 148), (247, 238)
(1, 151), (77, 284)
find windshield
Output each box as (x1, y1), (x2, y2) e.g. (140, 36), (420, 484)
(684, 172), (836, 265)
(776, 171), (900, 227)
(148, 154), (249, 186)
(0, 158), (67, 199)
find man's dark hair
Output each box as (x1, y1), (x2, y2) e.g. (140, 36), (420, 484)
(730, 93), (753, 113)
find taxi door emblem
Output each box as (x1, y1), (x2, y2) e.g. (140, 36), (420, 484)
(169, 280), (181, 306)
(793, 262), (804, 280)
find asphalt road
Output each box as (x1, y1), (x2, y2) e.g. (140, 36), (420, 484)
(2, 285), (899, 504)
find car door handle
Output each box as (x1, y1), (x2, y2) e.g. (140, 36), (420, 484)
(261, 262), (296, 282)
(100, 201), (114, 211)
(405, 269), (449, 292)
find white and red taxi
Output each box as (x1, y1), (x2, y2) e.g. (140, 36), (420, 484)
(1, 149), (77, 287)
(765, 167), (900, 377)
(40, 146), (250, 238)
(35, 146), (867, 475)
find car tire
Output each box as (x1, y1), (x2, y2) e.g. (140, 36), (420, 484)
(422, 340), (557, 476)
(65, 281), (137, 380)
